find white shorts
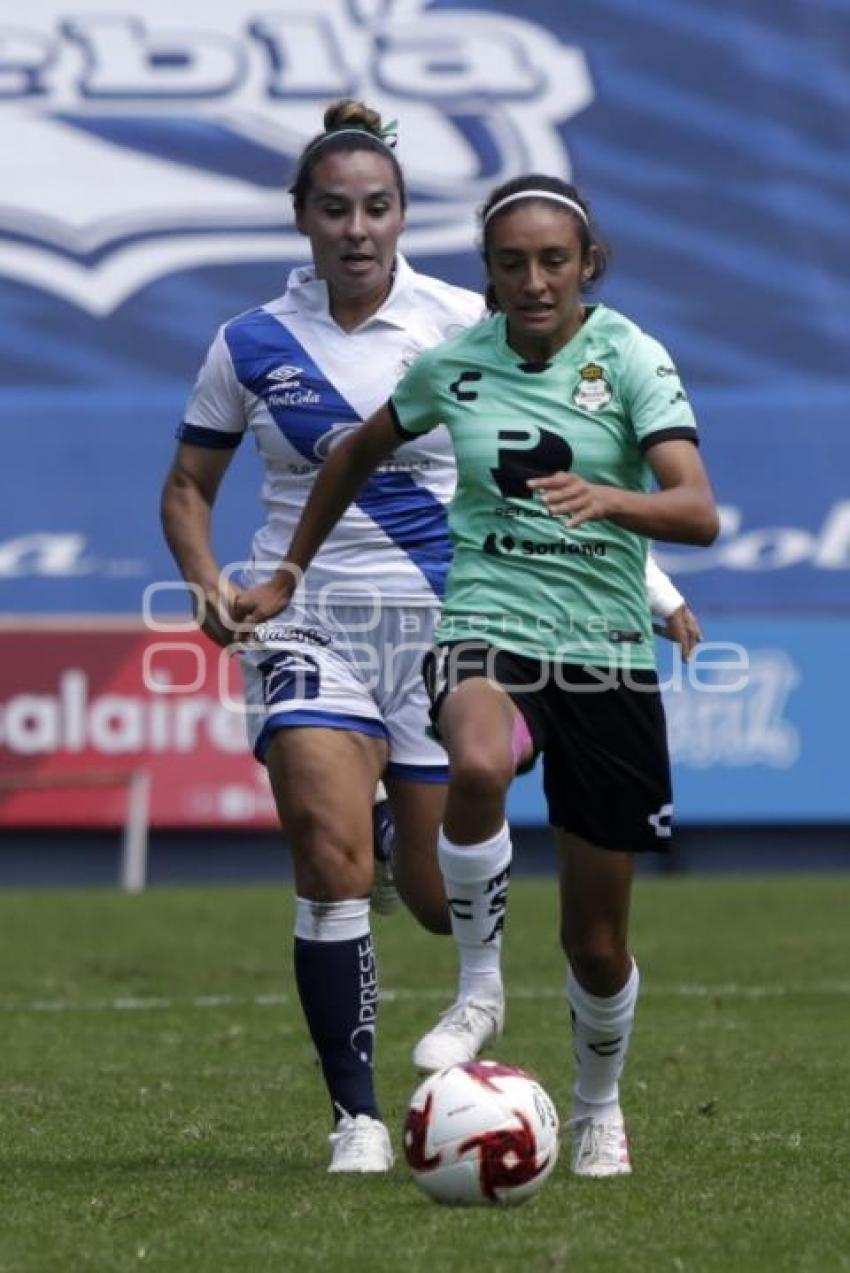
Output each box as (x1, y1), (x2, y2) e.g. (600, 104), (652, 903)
(240, 600), (448, 782)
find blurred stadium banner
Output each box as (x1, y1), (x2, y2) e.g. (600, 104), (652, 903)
(1, 619), (848, 829)
(511, 618), (850, 826)
(0, 626), (277, 830)
(1, 1), (847, 828)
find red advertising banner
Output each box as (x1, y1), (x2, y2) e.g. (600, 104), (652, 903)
(0, 622), (277, 829)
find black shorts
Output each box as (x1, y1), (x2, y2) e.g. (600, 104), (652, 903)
(422, 640), (673, 853)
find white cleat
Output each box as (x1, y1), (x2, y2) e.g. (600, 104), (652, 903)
(370, 799), (401, 916)
(412, 997), (505, 1073)
(569, 1110), (632, 1178)
(327, 1114), (394, 1173)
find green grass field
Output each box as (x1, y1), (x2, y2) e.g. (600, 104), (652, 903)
(2, 874), (849, 1273)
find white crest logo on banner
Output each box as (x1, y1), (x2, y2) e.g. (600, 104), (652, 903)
(0, 0), (592, 313)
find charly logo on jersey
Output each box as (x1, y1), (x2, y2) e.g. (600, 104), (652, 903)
(1, 0), (592, 315)
(571, 363), (612, 412)
(450, 370), (483, 402)
(647, 803), (673, 838)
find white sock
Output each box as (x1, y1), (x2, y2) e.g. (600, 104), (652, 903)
(567, 960), (640, 1120)
(437, 823), (511, 1004)
(294, 896), (370, 942)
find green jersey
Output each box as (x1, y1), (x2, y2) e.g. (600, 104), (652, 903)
(390, 305), (698, 668)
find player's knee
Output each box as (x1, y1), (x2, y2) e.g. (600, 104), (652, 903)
(290, 817), (369, 896)
(450, 748), (513, 804)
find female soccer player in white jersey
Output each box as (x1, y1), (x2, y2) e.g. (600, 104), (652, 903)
(233, 172), (718, 1180)
(163, 103), (696, 1173)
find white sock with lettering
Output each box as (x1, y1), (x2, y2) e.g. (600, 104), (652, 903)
(567, 960), (639, 1121)
(437, 823), (511, 1005)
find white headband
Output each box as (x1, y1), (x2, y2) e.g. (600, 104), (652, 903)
(303, 127), (396, 161)
(482, 190), (589, 228)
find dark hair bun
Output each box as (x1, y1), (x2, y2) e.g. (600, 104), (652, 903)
(323, 99), (384, 139)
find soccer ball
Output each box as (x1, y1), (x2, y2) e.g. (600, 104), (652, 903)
(403, 1060), (559, 1206)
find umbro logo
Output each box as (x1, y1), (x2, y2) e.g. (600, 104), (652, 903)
(267, 365), (303, 387)
(450, 370), (482, 402)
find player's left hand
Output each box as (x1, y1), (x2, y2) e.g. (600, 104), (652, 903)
(526, 471), (612, 527)
(656, 603), (702, 660)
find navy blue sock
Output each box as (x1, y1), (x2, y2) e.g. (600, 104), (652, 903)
(294, 931), (380, 1122)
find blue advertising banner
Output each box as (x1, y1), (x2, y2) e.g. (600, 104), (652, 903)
(2, 0), (848, 615)
(507, 618), (849, 825)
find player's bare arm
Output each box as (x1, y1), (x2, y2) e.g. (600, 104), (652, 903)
(160, 443), (239, 647)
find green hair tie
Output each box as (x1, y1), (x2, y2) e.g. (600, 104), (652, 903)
(378, 119), (398, 148)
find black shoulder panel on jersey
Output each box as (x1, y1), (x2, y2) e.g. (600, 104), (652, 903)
(388, 398), (419, 440)
(176, 422), (243, 449)
(639, 427), (699, 453)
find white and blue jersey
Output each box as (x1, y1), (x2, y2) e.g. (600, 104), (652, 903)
(180, 255), (484, 772)
(181, 254), (484, 604)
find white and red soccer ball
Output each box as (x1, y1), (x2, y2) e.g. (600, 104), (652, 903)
(403, 1060), (559, 1206)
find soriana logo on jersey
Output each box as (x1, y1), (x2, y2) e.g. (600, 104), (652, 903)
(0, 0), (592, 315)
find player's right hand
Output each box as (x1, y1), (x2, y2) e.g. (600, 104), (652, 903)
(231, 571), (296, 628)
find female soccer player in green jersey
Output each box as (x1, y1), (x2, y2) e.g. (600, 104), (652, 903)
(233, 173), (719, 1179)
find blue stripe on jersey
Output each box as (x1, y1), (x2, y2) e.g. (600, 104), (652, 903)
(177, 422), (242, 449)
(225, 308), (361, 458)
(225, 308), (450, 598)
(355, 472), (450, 597)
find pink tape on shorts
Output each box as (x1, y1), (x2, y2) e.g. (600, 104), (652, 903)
(511, 711), (534, 769)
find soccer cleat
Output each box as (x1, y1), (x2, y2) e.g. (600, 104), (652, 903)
(569, 1110), (632, 1178)
(412, 996), (505, 1073)
(370, 798), (401, 915)
(327, 1113), (394, 1173)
